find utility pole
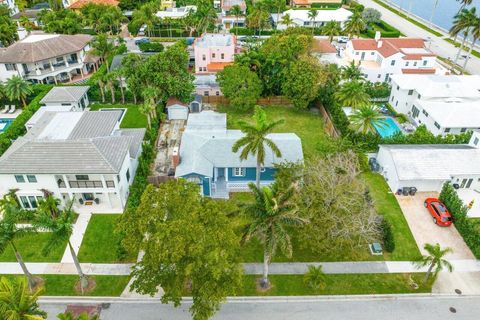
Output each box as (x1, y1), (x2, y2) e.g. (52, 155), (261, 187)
(429, 0), (440, 28)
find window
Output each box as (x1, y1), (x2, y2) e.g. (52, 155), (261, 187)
(204, 91), (209, 96)
(411, 106), (420, 118)
(15, 175), (25, 183)
(390, 60), (396, 66)
(28, 196), (38, 209)
(126, 169), (130, 182)
(405, 62), (409, 67)
(445, 128), (451, 133)
(422, 110), (429, 117)
(423, 60), (427, 66)
(27, 175), (37, 183)
(5, 63), (17, 71)
(215, 91), (220, 96)
(202, 54), (206, 61)
(61, 103), (71, 106)
(395, 101), (398, 106)
(106, 180), (115, 188)
(473, 137), (479, 145)
(187, 176), (201, 184)
(408, 90), (413, 95)
(19, 196), (30, 209)
(390, 95), (394, 102)
(371, 52), (375, 55)
(233, 167), (245, 177)
(413, 61), (418, 66)
(212, 53), (216, 58)
(377, 74), (381, 79)
(221, 53), (225, 59)
(75, 175), (89, 180)
(418, 94), (421, 99)
(461, 128), (467, 132)
(396, 86), (399, 90)
(434, 122), (440, 129)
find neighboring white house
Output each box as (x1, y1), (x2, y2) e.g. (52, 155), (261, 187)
(26, 86), (91, 130)
(0, 0), (18, 14)
(220, 0), (247, 30)
(0, 33), (97, 84)
(194, 74), (222, 96)
(340, 35), (447, 83)
(0, 109), (146, 213)
(389, 74), (480, 135)
(272, 8), (352, 30)
(156, 5), (197, 19)
(376, 131), (480, 194)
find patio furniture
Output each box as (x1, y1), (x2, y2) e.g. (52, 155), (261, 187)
(2, 105), (9, 113)
(8, 105), (15, 114)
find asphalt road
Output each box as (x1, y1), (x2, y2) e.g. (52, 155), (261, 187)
(40, 295), (480, 320)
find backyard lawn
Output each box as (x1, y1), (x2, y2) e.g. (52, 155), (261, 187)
(89, 103), (147, 129)
(78, 214), (136, 263)
(238, 273), (432, 296)
(0, 233), (66, 262)
(1, 275), (130, 296)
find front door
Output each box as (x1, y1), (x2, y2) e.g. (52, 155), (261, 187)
(361, 52), (366, 60)
(217, 168), (225, 180)
(83, 193), (95, 201)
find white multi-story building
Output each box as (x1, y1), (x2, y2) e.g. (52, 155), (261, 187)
(0, 33), (97, 84)
(343, 35), (447, 83)
(0, 0), (18, 14)
(220, 0), (246, 30)
(0, 109), (145, 213)
(156, 5), (197, 19)
(272, 8), (352, 30)
(194, 33), (236, 74)
(389, 74), (480, 135)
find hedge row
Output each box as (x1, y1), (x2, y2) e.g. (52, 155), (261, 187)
(365, 21), (401, 38)
(440, 183), (480, 258)
(0, 84), (53, 156)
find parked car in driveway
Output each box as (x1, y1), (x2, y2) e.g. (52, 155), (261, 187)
(135, 37), (150, 45)
(424, 198), (452, 227)
(337, 36), (349, 43)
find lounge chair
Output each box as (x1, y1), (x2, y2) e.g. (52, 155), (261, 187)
(8, 105), (15, 114)
(1, 105), (9, 114)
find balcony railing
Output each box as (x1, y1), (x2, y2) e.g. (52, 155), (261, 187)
(25, 61), (82, 77)
(57, 180), (115, 189)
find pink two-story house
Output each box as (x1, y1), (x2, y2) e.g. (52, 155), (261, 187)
(194, 33), (236, 74)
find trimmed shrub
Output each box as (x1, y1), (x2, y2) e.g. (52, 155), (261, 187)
(138, 42), (164, 52)
(381, 218), (395, 252)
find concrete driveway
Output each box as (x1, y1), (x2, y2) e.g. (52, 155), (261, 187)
(396, 192), (474, 260)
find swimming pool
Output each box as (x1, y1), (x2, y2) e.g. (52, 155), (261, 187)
(374, 117), (402, 138)
(0, 118), (13, 134)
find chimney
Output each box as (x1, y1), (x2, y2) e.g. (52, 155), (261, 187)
(172, 146), (180, 169)
(17, 27), (28, 41)
(377, 40), (383, 49)
(374, 31), (381, 42)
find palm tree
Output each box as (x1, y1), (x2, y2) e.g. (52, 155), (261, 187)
(4, 76), (33, 108)
(280, 13), (293, 29)
(307, 9), (318, 34)
(112, 68), (125, 104)
(230, 5), (243, 35)
(341, 60), (364, 81)
(90, 34), (115, 73)
(132, 2), (159, 37)
(463, 15), (480, 69)
(57, 312), (99, 320)
(323, 20), (342, 43)
(349, 105), (387, 134)
(242, 182), (307, 288)
(37, 196), (60, 219)
(0, 201), (39, 291)
(105, 72), (117, 104)
(232, 106), (284, 189)
(334, 80), (370, 108)
(139, 101), (155, 129)
(34, 199), (89, 294)
(0, 277), (46, 320)
(303, 265), (327, 292)
(343, 12), (366, 38)
(414, 243), (453, 284)
(450, 7), (477, 64)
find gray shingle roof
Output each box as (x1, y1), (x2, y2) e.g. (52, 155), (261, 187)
(68, 110), (123, 139)
(116, 129), (146, 157)
(40, 86), (90, 104)
(0, 33), (93, 63)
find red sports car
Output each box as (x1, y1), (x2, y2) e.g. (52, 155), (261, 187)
(424, 198), (452, 227)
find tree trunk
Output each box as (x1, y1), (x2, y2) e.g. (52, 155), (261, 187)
(454, 30), (469, 64)
(462, 37), (477, 70)
(119, 80), (125, 104)
(21, 97), (27, 108)
(110, 85), (116, 104)
(133, 93), (137, 104)
(69, 241), (88, 294)
(11, 242), (36, 291)
(99, 84), (105, 103)
(256, 158), (261, 189)
(105, 59), (110, 74)
(423, 262), (435, 284)
(261, 250), (270, 289)
(146, 114), (151, 129)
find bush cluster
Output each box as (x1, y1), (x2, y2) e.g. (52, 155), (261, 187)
(440, 183), (480, 258)
(138, 41), (164, 52)
(381, 218), (395, 252)
(365, 21), (401, 38)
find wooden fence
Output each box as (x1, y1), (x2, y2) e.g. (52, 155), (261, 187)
(202, 96), (292, 106)
(316, 103), (340, 138)
(147, 175), (174, 186)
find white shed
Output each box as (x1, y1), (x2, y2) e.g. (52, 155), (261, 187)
(166, 97), (189, 120)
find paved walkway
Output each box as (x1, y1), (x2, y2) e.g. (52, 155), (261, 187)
(2, 260), (480, 276)
(61, 213), (91, 263)
(357, 0), (480, 75)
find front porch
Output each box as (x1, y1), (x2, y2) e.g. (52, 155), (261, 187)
(62, 192), (123, 214)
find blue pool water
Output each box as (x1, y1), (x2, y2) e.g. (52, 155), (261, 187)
(374, 118), (402, 138)
(0, 119), (13, 134)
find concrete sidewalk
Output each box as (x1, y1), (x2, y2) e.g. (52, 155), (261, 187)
(2, 260), (480, 276)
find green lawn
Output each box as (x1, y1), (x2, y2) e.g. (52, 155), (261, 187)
(443, 38), (480, 59)
(0, 233), (66, 262)
(78, 214), (136, 263)
(237, 274), (432, 296)
(362, 172), (421, 261)
(1, 275), (130, 296)
(89, 103), (147, 128)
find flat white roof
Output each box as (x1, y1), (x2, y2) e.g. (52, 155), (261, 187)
(156, 6), (196, 18)
(37, 112), (83, 140)
(195, 33), (234, 48)
(275, 8), (352, 23)
(27, 106), (73, 127)
(416, 100), (480, 128)
(21, 34), (58, 43)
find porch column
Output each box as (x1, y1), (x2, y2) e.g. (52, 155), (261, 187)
(80, 67), (84, 78)
(53, 75), (58, 85)
(49, 61), (54, 71)
(68, 72), (72, 82)
(100, 174), (107, 189)
(106, 192), (112, 209)
(64, 56), (69, 67)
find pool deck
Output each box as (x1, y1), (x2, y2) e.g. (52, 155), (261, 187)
(0, 109), (22, 119)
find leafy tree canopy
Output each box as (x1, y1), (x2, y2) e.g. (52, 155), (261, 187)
(217, 64), (262, 111)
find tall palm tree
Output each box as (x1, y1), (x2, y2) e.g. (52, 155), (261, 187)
(57, 312), (99, 320)
(349, 105), (387, 134)
(37, 196), (60, 219)
(415, 243), (453, 284)
(323, 20), (342, 43)
(280, 13), (293, 29)
(132, 2), (159, 37)
(4, 76), (33, 108)
(0, 277), (46, 320)
(232, 106), (284, 189)
(341, 60), (364, 81)
(230, 5), (243, 35)
(343, 12), (366, 38)
(463, 15), (480, 69)
(90, 34), (116, 73)
(307, 9), (318, 34)
(105, 72), (117, 104)
(334, 80), (370, 108)
(0, 202), (39, 291)
(139, 101), (155, 129)
(242, 182), (307, 288)
(35, 199), (89, 294)
(450, 7), (477, 64)
(112, 68), (125, 104)
(451, 0), (474, 42)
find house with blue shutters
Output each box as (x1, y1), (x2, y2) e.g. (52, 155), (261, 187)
(174, 111), (304, 198)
